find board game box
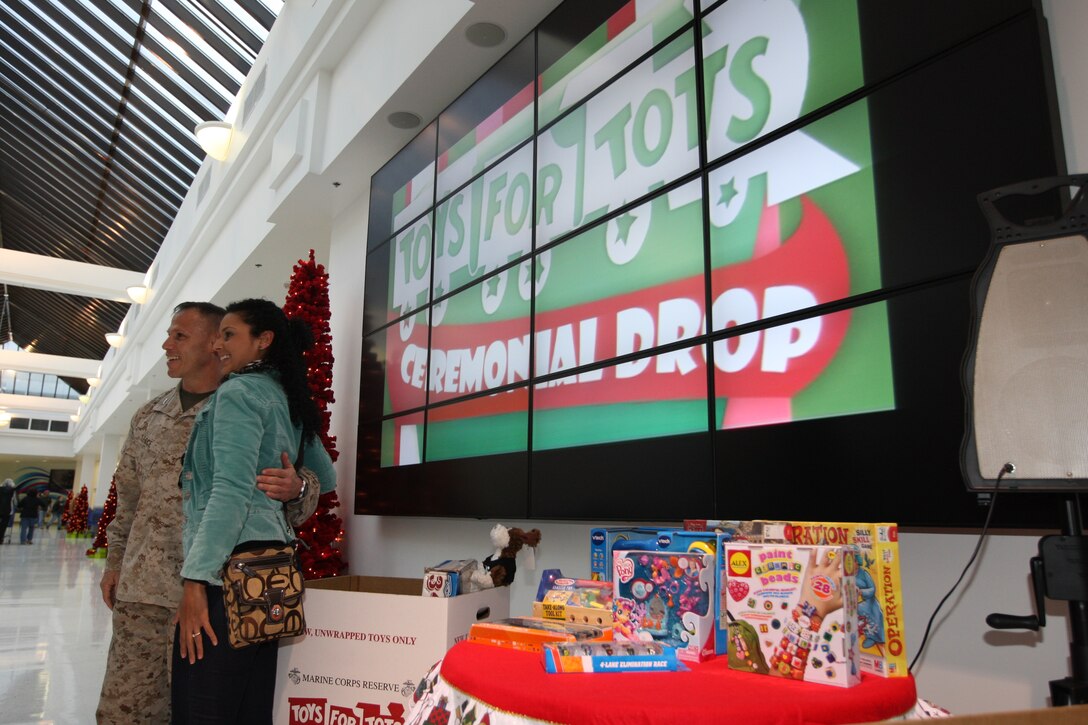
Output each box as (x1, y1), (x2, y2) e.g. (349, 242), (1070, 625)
(759, 521), (908, 677)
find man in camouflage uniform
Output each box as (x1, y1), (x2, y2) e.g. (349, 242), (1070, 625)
(96, 302), (327, 725)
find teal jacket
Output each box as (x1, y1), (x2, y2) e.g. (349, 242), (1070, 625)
(179, 369), (336, 584)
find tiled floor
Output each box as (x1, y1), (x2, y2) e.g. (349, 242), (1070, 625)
(0, 525), (110, 725)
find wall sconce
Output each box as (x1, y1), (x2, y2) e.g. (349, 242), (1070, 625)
(126, 285), (149, 304)
(86, 377), (101, 388)
(0, 411), (10, 427)
(194, 120), (233, 161)
(70, 413), (80, 423)
(105, 332), (124, 348)
(78, 394), (90, 405)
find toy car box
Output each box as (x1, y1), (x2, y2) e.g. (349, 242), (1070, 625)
(724, 543), (861, 687)
(543, 641), (681, 673)
(612, 547), (715, 662)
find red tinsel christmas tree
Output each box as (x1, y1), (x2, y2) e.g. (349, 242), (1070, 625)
(60, 490), (73, 529)
(284, 249), (347, 579)
(87, 477), (118, 555)
(66, 485), (90, 535)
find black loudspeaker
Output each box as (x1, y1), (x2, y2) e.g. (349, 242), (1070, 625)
(961, 174), (1088, 492)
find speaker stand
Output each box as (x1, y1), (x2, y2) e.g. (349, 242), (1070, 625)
(986, 497), (1088, 707)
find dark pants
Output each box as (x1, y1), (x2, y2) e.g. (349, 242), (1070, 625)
(171, 585), (278, 724)
(19, 517), (36, 544)
(0, 513), (10, 543)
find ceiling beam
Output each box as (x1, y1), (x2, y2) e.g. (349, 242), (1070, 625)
(0, 392), (79, 415)
(0, 348), (100, 378)
(0, 248), (145, 302)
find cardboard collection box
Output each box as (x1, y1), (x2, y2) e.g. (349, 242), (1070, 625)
(274, 576), (509, 725)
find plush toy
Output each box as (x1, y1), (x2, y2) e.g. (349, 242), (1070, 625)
(465, 524), (542, 592)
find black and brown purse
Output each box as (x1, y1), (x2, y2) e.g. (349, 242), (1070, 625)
(222, 540), (306, 648)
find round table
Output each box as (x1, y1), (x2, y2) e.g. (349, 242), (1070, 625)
(404, 641), (918, 725)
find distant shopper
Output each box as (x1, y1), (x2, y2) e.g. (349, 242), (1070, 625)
(18, 489), (45, 544)
(0, 479), (15, 543)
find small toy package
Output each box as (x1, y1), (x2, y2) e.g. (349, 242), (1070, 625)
(543, 641), (682, 674)
(533, 573), (614, 627)
(759, 520), (908, 677)
(590, 527), (659, 581)
(724, 542), (861, 687)
(422, 559), (478, 597)
(612, 548), (715, 662)
(469, 616), (611, 653)
(683, 520), (770, 541)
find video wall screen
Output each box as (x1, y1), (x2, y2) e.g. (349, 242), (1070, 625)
(357, 0), (1066, 526)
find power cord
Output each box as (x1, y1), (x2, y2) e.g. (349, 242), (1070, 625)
(907, 463), (1012, 674)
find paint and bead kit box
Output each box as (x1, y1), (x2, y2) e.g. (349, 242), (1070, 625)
(759, 520), (908, 677)
(723, 543), (861, 687)
(612, 548), (715, 662)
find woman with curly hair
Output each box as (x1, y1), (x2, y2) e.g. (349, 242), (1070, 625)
(172, 298), (336, 724)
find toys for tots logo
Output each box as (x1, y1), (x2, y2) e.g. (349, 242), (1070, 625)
(288, 697), (406, 725)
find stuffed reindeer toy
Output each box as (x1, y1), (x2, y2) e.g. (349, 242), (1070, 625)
(466, 524), (542, 592)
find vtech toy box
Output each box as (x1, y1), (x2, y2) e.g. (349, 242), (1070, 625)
(724, 543), (861, 687)
(590, 527), (659, 581)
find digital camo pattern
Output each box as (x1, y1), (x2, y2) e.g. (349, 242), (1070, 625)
(222, 544), (305, 648)
(106, 386), (201, 608)
(96, 600), (174, 725)
(106, 385), (320, 607)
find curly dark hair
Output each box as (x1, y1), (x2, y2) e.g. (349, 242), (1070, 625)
(223, 298), (321, 446)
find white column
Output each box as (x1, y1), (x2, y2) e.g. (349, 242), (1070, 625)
(92, 434), (123, 508)
(74, 451), (97, 497)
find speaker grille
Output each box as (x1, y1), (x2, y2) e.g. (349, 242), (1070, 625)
(973, 234), (1088, 481)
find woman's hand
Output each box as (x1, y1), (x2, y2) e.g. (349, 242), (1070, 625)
(177, 580), (218, 663)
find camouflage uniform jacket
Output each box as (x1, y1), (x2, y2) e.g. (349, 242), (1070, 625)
(105, 385), (320, 607)
(105, 386), (199, 608)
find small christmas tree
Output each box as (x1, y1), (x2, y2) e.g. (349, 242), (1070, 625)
(66, 485), (90, 536)
(284, 249), (347, 579)
(60, 490), (73, 529)
(87, 477), (118, 556)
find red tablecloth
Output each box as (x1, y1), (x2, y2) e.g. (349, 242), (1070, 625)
(424, 641), (917, 725)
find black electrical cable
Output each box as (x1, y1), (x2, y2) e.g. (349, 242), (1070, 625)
(907, 463), (1012, 674)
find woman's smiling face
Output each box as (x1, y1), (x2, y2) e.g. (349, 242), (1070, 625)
(214, 312), (272, 375)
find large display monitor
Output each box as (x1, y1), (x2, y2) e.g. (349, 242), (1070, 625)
(358, 0), (1066, 526)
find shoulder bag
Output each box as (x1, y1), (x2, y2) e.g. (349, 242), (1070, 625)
(221, 437), (307, 648)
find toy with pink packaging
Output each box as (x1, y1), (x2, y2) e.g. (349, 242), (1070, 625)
(611, 548), (715, 662)
(724, 542), (861, 687)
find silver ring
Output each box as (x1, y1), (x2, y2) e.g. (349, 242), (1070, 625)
(191, 633), (200, 639)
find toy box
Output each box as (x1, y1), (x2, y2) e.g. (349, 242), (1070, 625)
(724, 543), (861, 687)
(533, 576), (614, 627)
(469, 616), (611, 653)
(422, 559), (478, 597)
(543, 641), (681, 673)
(590, 527), (659, 581)
(274, 576), (509, 724)
(612, 548), (715, 662)
(683, 520), (770, 541)
(759, 520), (907, 677)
